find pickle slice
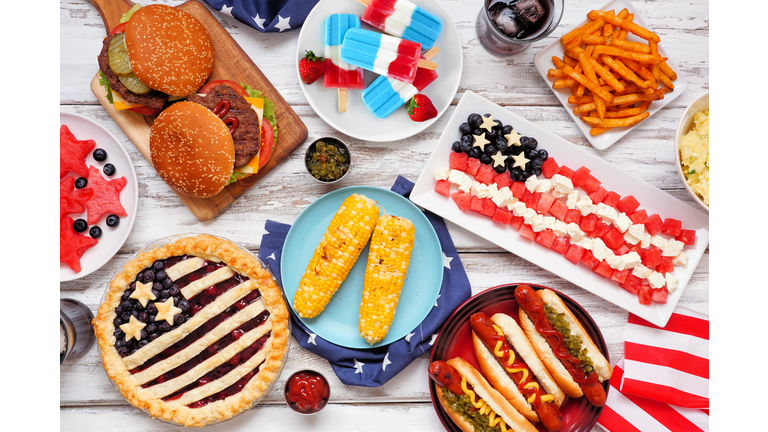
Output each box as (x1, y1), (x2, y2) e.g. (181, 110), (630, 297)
(117, 73), (151, 95)
(108, 33), (133, 76)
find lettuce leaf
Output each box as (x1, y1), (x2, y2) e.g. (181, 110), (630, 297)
(227, 172), (248, 185)
(240, 83), (278, 142)
(99, 71), (114, 104)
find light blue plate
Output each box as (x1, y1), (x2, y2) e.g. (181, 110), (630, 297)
(281, 186), (444, 349)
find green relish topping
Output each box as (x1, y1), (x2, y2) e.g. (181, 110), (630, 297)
(442, 388), (503, 432)
(307, 141), (349, 181)
(544, 303), (594, 374)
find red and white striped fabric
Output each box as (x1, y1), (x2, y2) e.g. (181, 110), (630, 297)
(598, 358), (709, 432)
(622, 307), (709, 408)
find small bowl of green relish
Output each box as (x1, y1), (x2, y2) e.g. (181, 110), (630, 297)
(305, 137), (351, 183)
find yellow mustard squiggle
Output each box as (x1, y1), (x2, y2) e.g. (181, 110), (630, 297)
(492, 324), (557, 406)
(460, 377), (509, 432)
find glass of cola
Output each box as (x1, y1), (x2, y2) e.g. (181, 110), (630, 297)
(476, 0), (564, 55)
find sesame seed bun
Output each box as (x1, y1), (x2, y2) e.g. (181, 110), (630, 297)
(125, 4), (214, 96)
(150, 101), (235, 198)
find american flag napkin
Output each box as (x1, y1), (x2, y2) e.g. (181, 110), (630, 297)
(204, 0), (320, 32)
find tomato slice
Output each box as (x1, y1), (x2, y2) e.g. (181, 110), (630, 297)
(108, 22), (128, 36)
(128, 106), (162, 116)
(258, 119), (275, 169)
(198, 80), (248, 98)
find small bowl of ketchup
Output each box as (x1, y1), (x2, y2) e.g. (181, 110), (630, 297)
(284, 370), (330, 415)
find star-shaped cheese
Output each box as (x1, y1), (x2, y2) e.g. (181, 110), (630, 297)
(505, 129), (523, 147)
(472, 133), (490, 151)
(479, 114), (496, 132)
(130, 281), (156, 308)
(510, 152), (530, 169)
(119, 315), (146, 342)
(154, 298), (183, 326)
(491, 151), (507, 168)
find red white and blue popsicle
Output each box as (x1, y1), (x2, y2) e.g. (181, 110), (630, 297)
(324, 14), (365, 112)
(340, 27), (435, 84)
(357, 0), (443, 50)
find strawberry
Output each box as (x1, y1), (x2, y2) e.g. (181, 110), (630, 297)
(406, 94), (437, 122)
(299, 50), (325, 85)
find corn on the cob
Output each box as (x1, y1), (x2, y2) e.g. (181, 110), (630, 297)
(359, 215), (415, 345)
(293, 194), (379, 319)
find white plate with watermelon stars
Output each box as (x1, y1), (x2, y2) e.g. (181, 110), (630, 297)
(410, 91), (709, 327)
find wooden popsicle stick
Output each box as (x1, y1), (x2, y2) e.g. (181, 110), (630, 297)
(417, 59), (437, 70)
(422, 47), (439, 61)
(355, 0), (372, 6)
(338, 89), (347, 113)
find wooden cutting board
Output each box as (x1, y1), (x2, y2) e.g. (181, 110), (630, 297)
(90, 0), (308, 221)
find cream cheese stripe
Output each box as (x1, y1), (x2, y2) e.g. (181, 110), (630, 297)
(122, 279), (254, 369)
(143, 317), (273, 399)
(180, 266), (236, 299)
(130, 299), (267, 385)
(165, 257), (206, 281)
(167, 337), (274, 407)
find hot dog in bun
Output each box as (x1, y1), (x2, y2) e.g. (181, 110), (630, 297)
(470, 312), (565, 431)
(514, 285), (612, 407)
(429, 357), (537, 432)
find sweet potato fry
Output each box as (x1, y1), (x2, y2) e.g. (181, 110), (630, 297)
(590, 10), (660, 42)
(580, 112), (650, 127)
(603, 100), (651, 118)
(562, 65), (614, 102)
(593, 45), (664, 64)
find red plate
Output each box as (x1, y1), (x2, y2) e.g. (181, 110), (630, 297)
(428, 283), (610, 432)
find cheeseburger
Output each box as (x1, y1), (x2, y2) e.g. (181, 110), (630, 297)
(97, 4), (214, 115)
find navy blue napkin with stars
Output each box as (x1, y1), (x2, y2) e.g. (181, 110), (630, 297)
(204, 0), (320, 33)
(258, 176), (471, 386)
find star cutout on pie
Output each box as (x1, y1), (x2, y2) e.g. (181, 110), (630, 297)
(130, 281), (157, 308)
(479, 114), (496, 133)
(505, 129), (522, 147)
(154, 298), (183, 325)
(119, 315), (146, 342)
(71, 165), (127, 225)
(491, 151), (507, 168)
(60, 216), (98, 273)
(510, 152), (530, 170)
(60, 176), (87, 220)
(60, 125), (95, 179)
(472, 133), (490, 151)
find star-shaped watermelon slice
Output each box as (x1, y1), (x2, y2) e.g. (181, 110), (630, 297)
(71, 165), (127, 225)
(60, 216), (98, 273)
(60, 176), (88, 220)
(60, 125), (95, 179)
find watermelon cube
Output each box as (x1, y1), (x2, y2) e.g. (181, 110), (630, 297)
(555, 165), (575, 179)
(620, 276), (641, 294)
(537, 193), (556, 214)
(581, 250), (600, 269)
(523, 191), (540, 208)
(511, 181), (527, 199)
(592, 220), (611, 238)
(579, 213), (598, 233)
(572, 166), (591, 188)
(451, 191), (471, 211)
(509, 215), (524, 229)
(493, 172), (514, 190)
(629, 243), (643, 254)
(480, 198), (497, 217)
(645, 214), (664, 235)
(593, 260), (614, 278)
(676, 229), (696, 246)
(492, 208), (512, 224)
(641, 246), (662, 268)
(449, 152), (469, 172)
(476, 164), (496, 185)
(611, 269), (629, 284)
(548, 199), (568, 220)
(617, 195), (641, 214)
(541, 157), (559, 179)
(661, 218), (682, 236)
(551, 236), (570, 254)
(518, 223), (536, 241)
(581, 175), (601, 194)
(651, 288), (669, 304)
(434, 180), (451, 197)
(602, 226), (625, 249)
(588, 186), (607, 204)
(469, 196), (484, 213)
(465, 157), (482, 176)
(638, 285), (653, 305)
(628, 209), (648, 225)
(535, 230), (557, 248)
(564, 244), (586, 264)
(614, 242), (631, 255)
(602, 191), (621, 208)
(657, 256), (674, 273)
(564, 209), (581, 224)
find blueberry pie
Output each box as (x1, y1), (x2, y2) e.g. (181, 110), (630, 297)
(93, 234), (290, 427)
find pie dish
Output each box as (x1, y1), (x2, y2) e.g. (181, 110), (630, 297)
(92, 234), (290, 427)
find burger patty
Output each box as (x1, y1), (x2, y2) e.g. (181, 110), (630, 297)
(97, 34), (168, 110)
(187, 85), (261, 169)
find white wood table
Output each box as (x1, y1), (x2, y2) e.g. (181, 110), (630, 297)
(60, 0), (709, 430)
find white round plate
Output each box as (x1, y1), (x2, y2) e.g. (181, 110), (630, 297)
(60, 111), (138, 282)
(296, 0), (463, 142)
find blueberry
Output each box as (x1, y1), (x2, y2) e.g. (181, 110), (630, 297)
(531, 157), (544, 170)
(131, 308), (140, 318)
(178, 300), (191, 312)
(93, 148), (108, 162)
(495, 137), (508, 153)
(525, 149), (539, 161)
(89, 226), (102, 239)
(452, 140), (462, 152)
(140, 329), (148, 340)
(159, 322), (172, 332)
(174, 314), (185, 325)
(472, 128), (484, 136)
(74, 177), (88, 189)
(532, 167), (542, 176)
(114, 338), (125, 348)
(117, 346), (129, 357)
(103, 163), (116, 176)
(138, 311), (149, 323)
(493, 163), (507, 174)
(152, 261), (165, 271)
(142, 270), (155, 283)
(479, 152), (492, 164)
(162, 278), (173, 289)
(538, 149), (548, 160)
(460, 135), (473, 152)
(72, 219), (88, 233)
(467, 113), (483, 128)
(120, 311), (131, 321)
(149, 332), (160, 341)
(113, 317), (123, 327)
(160, 289), (170, 299)
(138, 340), (149, 348)
(521, 136), (538, 150)
(502, 124), (514, 135)
(145, 323), (157, 334)
(114, 328), (125, 340)
(492, 120), (503, 132)
(169, 284), (180, 296)
(484, 144), (498, 156)
(120, 300), (133, 311)
(510, 167), (524, 182)
(106, 214), (120, 227)
(468, 147), (481, 159)
(458, 122), (472, 135)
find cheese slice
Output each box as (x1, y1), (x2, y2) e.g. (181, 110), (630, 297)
(112, 91), (145, 110)
(233, 96), (264, 175)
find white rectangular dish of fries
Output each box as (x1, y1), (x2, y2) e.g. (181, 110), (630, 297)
(534, 0), (687, 150)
